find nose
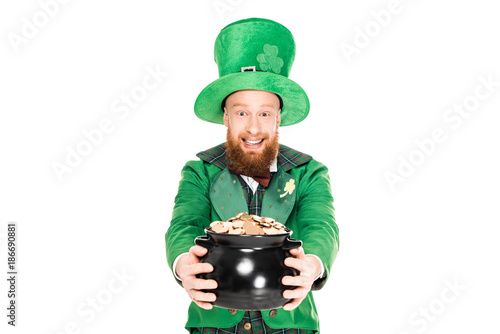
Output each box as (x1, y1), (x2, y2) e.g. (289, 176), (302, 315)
(245, 114), (261, 136)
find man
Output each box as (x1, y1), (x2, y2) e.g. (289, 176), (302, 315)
(165, 18), (339, 333)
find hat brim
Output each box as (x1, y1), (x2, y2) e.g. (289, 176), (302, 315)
(194, 71), (309, 126)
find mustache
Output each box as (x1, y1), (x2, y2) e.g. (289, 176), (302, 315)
(237, 132), (270, 140)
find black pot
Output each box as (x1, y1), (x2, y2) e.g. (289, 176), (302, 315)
(195, 229), (302, 310)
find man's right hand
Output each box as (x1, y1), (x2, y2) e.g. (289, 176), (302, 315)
(175, 245), (218, 310)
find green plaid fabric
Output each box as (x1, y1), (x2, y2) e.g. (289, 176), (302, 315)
(196, 143), (312, 172)
(238, 173), (276, 216)
(196, 164), (313, 333)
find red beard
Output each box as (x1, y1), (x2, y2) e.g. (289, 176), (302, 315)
(225, 128), (279, 176)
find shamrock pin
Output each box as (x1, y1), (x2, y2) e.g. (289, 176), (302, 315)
(280, 179), (295, 198)
(257, 44), (284, 74)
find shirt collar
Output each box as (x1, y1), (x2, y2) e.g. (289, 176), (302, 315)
(270, 158), (278, 172)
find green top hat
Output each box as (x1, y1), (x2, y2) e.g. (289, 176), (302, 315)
(194, 18), (309, 126)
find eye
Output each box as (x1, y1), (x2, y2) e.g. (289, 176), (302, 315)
(261, 112), (271, 117)
(237, 111), (246, 116)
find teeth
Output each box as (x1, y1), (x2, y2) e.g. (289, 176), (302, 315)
(243, 139), (263, 145)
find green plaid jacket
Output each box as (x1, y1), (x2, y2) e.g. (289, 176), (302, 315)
(166, 143), (339, 333)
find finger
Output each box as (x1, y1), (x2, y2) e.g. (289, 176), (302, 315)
(194, 300), (214, 310)
(189, 289), (217, 304)
(284, 257), (313, 273)
(283, 287), (308, 300)
(190, 245), (209, 258)
(282, 274), (310, 287)
(288, 247), (305, 259)
(178, 262), (214, 279)
(183, 277), (218, 291)
(283, 296), (305, 311)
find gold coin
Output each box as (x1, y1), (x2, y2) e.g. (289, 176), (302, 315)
(263, 227), (280, 235)
(212, 224), (228, 233)
(273, 222), (285, 229)
(232, 220), (245, 228)
(229, 228), (244, 235)
(251, 215), (262, 222)
(242, 221), (261, 235)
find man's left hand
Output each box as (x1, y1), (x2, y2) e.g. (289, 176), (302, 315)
(281, 247), (323, 311)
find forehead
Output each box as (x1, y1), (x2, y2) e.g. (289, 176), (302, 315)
(225, 90), (280, 109)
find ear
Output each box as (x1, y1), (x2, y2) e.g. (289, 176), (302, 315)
(276, 109), (281, 128)
(223, 108), (229, 127)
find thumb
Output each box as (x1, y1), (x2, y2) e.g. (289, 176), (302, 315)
(191, 245), (209, 258)
(289, 247), (305, 259)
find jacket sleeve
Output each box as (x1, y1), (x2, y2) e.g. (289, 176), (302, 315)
(165, 160), (213, 276)
(295, 160), (339, 290)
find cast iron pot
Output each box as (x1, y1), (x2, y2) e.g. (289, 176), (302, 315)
(195, 229), (302, 310)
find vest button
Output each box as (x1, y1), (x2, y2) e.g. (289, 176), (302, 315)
(269, 309), (278, 317)
(243, 322), (252, 330)
(228, 309), (237, 315)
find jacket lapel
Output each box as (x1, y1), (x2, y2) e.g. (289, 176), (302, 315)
(210, 168), (248, 221)
(261, 167), (296, 224)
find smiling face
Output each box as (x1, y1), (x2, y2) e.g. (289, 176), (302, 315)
(223, 90), (281, 176)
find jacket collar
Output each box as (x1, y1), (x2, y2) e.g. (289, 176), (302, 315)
(196, 143), (312, 172)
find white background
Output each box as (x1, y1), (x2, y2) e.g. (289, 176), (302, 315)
(1, 0), (499, 333)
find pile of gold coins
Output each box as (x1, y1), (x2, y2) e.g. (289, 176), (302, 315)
(209, 212), (287, 235)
